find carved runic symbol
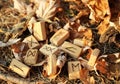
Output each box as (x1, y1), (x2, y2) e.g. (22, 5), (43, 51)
(65, 47), (76, 53)
(27, 50), (37, 57)
(13, 65), (24, 72)
(27, 38), (38, 47)
(72, 63), (80, 71)
(43, 46), (56, 52)
(53, 31), (64, 39)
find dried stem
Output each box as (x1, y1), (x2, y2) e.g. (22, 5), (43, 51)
(0, 72), (45, 84)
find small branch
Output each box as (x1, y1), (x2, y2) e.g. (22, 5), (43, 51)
(0, 72), (45, 84)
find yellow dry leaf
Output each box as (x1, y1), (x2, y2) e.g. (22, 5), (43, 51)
(13, 0), (26, 14)
(83, 28), (92, 40)
(82, 0), (110, 22)
(36, 0), (60, 21)
(97, 16), (110, 35)
(13, 0), (34, 15)
(82, 0), (111, 35)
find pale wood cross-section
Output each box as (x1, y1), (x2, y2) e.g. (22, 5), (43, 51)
(9, 59), (30, 78)
(50, 29), (69, 46)
(24, 49), (38, 65)
(61, 41), (82, 58)
(68, 61), (81, 80)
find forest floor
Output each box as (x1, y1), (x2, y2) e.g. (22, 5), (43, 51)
(0, 0), (120, 84)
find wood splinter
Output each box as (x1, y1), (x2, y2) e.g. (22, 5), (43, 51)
(47, 54), (57, 76)
(87, 48), (100, 67)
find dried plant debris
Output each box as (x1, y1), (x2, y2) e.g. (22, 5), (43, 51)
(0, 0), (120, 84)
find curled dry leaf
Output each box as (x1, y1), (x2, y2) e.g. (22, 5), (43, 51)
(79, 57), (93, 70)
(96, 59), (108, 74)
(99, 26), (118, 43)
(81, 0), (111, 35)
(11, 42), (29, 60)
(82, 0), (110, 22)
(0, 38), (21, 47)
(36, 0), (60, 21)
(97, 15), (110, 35)
(78, 27), (93, 40)
(80, 68), (89, 84)
(56, 52), (67, 68)
(42, 52), (67, 79)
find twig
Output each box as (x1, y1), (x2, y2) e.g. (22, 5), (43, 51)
(0, 72), (45, 84)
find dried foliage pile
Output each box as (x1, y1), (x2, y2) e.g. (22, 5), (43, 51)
(0, 0), (120, 84)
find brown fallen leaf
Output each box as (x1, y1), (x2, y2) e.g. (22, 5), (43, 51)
(11, 42), (29, 60)
(96, 59), (108, 74)
(97, 15), (110, 35)
(80, 68), (89, 84)
(99, 26), (118, 43)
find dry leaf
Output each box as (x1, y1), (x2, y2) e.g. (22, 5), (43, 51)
(81, 0), (111, 35)
(82, 0), (110, 22)
(13, 0), (34, 15)
(83, 28), (92, 40)
(80, 68), (89, 84)
(13, 0), (27, 14)
(36, 0), (60, 21)
(96, 59), (108, 74)
(11, 42), (29, 60)
(97, 15), (110, 35)
(99, 26), (118, 43)
(56, 52), (67, 68)
(0, 38), (21, 47)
